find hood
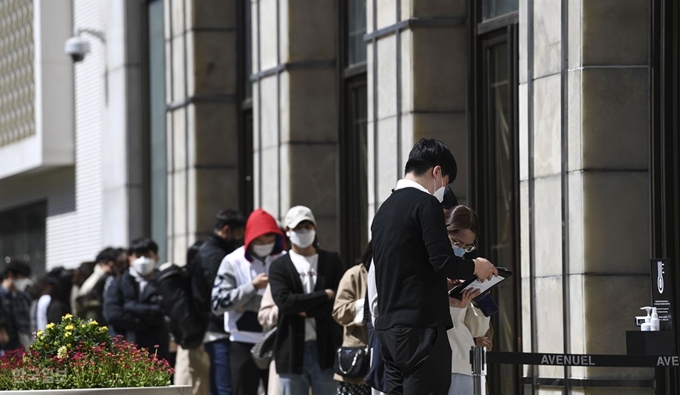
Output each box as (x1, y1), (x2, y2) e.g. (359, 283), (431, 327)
(244, 209), (285, 262)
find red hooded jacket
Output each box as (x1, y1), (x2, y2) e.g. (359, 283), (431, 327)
(244, 209), (285, 262)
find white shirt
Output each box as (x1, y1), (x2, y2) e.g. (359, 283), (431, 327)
(394, 178), (430, 194)
(289, 250), (318, 341)
(36, 294), (51, 330)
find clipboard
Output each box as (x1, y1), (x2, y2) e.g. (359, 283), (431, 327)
(448, 267), (512, 300)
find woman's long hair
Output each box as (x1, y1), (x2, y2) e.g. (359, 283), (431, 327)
(360, 241), (373, 270)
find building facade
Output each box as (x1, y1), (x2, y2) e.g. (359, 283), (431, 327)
(0, 0), (679, 393)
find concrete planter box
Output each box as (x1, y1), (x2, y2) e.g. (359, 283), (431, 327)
(1, 386), (192, 395)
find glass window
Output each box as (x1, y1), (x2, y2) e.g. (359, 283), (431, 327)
(482, 0), (519, 21)
(348, 0), (367, 65)
(472, 27), (520, 393)
(0, 202), (46, 275)
(148, 0), (167, 262)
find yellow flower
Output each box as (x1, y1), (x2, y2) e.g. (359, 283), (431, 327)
(57, 346), (68, 359)
(65, 324), (74, 331)
(65, 332), (72, 338)
(81, 324), (86, 328)
(46, 323), (55, 329)
(89, 320), (98, 326)
(36, 330), (43, 337)
(100, 326), (108, 332)
(62, 313), (73, 320)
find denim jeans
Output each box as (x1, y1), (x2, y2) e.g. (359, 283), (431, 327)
(279, 342), (338, 395)
(448, 373), (473, 395)
(204, 338), (232, 395)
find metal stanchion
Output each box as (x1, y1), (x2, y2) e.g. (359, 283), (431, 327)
(471, 345), (487, 395)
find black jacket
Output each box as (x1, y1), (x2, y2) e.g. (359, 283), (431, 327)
(269, 250), (346, 374)
(191, 233), (241, 334)
(103, 270), (170, 360)
(371, 187), (475, 331)
(0, 288), (21, 352)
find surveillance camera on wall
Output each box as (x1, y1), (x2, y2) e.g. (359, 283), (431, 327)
(64, 36), (91, 63)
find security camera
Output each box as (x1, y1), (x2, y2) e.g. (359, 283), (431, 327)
(64, 36), (91, 62)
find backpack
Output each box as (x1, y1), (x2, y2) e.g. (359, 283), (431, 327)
(156, 263), (207, 349)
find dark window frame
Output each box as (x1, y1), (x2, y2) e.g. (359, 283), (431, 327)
(468, 2), (522, 394)
(651, 0), (680, 393)
(237, 0), (254, 216)
(338, 0), (369, 264)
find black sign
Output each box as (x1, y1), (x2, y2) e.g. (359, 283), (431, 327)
(484, 351), (680, 368)
(651, 258), (674, 331)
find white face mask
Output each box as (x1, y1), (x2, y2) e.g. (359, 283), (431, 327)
(433, 173), (446, 203)
(288, 229), (316, 248)
(131, 256), (156, 277)
(251, 242), (275, 258)
(13, 278), (33, 293)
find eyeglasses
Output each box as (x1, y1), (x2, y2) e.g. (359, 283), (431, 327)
(451, 239), (476, 253)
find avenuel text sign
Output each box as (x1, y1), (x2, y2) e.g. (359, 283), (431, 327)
(540, 355), (595, 366)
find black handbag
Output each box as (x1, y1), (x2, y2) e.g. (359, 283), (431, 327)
(251, 326), (277, 370)
(333, 346), (370, 378)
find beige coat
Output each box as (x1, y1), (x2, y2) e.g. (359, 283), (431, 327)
(332, 264), (368, 384)
(258, 285), (282, 395)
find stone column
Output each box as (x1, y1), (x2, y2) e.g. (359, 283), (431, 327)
(102, 0), (147, 247)
(165, 0), (240, 263)
(366, 0), (471, 226)
(251, 0), (339, 248)
(520, 0), (652, 390)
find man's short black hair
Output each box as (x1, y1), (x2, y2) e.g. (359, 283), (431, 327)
(404, 138), (457, 181)
(214, 209), (246, 231)
(2, 259), (32, 279)
(129, 237), (159, 257)
(95, 247), (120, 265)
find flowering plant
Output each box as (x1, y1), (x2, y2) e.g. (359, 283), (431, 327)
(0, 314), (173, 390)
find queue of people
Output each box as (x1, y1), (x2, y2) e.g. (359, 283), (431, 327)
(1, 138), (500, 395)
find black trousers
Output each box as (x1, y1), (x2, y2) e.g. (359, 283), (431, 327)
(230, 341), (269, 395)
(376, 326), (451, 395)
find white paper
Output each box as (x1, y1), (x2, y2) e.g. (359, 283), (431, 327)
(457, 275), (506, 295)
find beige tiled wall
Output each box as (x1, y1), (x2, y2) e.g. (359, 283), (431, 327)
(520, 0), (654, 391)
(165, 0), (240, 262)
(251, 0), (340, 249)
(366, 0), (470, 215)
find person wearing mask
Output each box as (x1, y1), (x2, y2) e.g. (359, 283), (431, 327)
(444, 206), (491, 394)
(104, 237), (170, 360)
(332, 242), (372, 395)
(269, 206), (346, 395)
(370, 139), (497, 395)
(211, 209), (285, 395)
(77, 249), (119, 322)
(0, 260), (33, 354)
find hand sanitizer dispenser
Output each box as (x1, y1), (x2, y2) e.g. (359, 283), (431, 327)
(641, 307), (653, 331)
